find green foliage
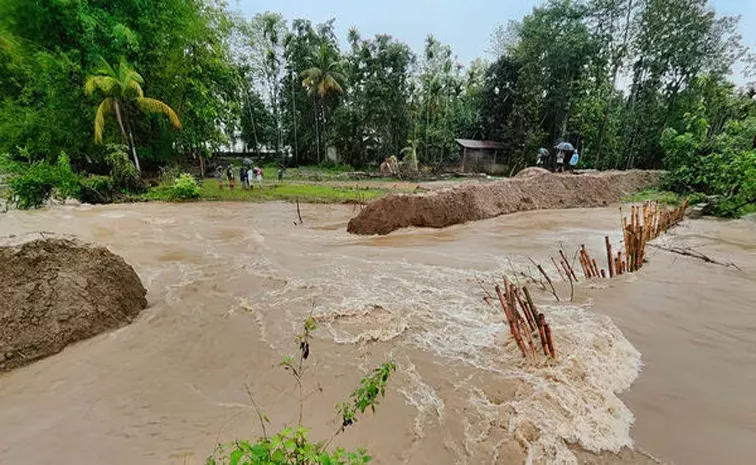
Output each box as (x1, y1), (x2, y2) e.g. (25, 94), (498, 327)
(0, 0), (752, 177)
(338, 362), (397, 427)
(207, 319), (394, 465)
(208, 429), (371, 465)
(0, 0), (237, 169)
(661, 96), (756, 217)
(106, 145), (145, 193)
(169, 173), (202, 200)
(79, 175), (116, 204)
(6, 153), (81, 209)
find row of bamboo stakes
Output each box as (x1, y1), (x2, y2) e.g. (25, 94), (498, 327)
(486, 277), (556, 359)
(484, 201), (686, 360)
(552, 200), (688, 282)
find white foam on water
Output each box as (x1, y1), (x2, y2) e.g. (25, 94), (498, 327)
(314, 304), (409, 344)
(247, 255), (643, 464)
(506, 306), (642, 464)
(397, 357), (445, 439)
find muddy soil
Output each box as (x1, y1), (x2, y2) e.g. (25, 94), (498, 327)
(347, 170), (661, 235)
(0, 233), (147, 371)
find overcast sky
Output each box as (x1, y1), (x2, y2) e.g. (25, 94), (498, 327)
(235, 0), (755, 85)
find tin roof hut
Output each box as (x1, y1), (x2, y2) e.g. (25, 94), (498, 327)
(455, 139), (505, 173)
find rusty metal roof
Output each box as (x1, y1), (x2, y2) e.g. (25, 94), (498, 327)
(454, 139), (504, 150)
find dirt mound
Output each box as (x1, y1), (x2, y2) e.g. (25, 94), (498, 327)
(0, 233), (147, 371)
(347, 170), (662, 235)
(514, 166), (551, 178)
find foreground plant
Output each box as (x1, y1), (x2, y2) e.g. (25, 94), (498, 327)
(207, 317), (396, 465)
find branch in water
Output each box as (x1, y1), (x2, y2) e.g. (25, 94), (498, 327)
(648, 244), (743, 272)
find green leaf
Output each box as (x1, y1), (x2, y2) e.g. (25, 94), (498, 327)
(229, 448), (243, 465)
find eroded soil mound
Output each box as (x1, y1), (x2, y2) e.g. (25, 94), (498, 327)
(347, 170), (662, 235)
(0, 233), (147, 371)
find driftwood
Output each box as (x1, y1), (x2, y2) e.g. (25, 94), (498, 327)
(648, 244), (743, 271)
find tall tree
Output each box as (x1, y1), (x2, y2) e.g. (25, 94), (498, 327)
(85, 58), (181, 173)
(301, 42), (346, 162)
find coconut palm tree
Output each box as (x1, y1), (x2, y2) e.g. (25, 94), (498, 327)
(301, 44), (345, 162)
(85, 57), (181, 173)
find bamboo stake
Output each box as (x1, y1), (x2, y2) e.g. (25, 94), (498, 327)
(580, 245), (593, 278)
(536, 313), (549, 357)
(559, 249), (579, 282)
(495, 285), (527, 358)
(522, 286), (539, 326)
(544, 323), (555, 358)
(515, 287), (536, 333)
(591, 258), (600, 278)
(559, 259), (572, 284)
(529, 259), (560, 302)
(518, 315), (537, 358)
(551, 256), (566, 281)
(605, 236), (615, 278)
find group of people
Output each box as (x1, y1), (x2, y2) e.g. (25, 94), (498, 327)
(536, 147), (579, 172)
(215, 164), (263, 190)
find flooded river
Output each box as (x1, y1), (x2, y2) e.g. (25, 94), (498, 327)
(0, 202), (754, 464)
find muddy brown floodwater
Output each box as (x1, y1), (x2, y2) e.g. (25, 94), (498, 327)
(0, 202), (754, 465)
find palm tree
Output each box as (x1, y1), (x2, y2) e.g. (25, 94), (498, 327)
(85, 57), (181, 173)
(301, 44), (345, 163)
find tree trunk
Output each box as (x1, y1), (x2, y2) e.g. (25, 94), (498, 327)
(291, 72), (298, 165)
(596, 0), (634, 168)
(127, 129), (141, 174)
(314, 100), (321, 164)
(113, 100), (141, 174)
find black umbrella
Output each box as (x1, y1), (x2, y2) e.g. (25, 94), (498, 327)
(242, 157), (254, 166)
(555, 142), (575, 152)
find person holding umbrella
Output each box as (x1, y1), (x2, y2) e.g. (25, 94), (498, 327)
(554, 142), (575, 173)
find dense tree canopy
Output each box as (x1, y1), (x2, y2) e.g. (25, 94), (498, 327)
(1, 0), (753, 183)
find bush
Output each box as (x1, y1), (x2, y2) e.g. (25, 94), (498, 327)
(106, 144), (145, 193)
(662, 111), (756, 217)
(79, 175), (116, 204)
(7, 152), (81, 209)
(168, 173), (201, 200)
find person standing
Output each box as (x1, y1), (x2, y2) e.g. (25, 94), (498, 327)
(215, 166), (224, 189)
(569, 151), (580, 172)
(555, 150), (565, 173)
(239, 166), (248, 189)
(536, 148), (549, 167)
(255, 166), (264, 190)
(247, 168), (257, 190)
(226, 165), (235, 189)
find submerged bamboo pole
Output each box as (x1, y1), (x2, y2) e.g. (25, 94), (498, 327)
(559, 249), (579, 282)
(544, 323), (555, 358)
(591, 258), (600, 278)
(537, 313), (549, 357)
(515, 287), (536, 333)
(495, 285), (527, 358)
(605, 236), (615, 278)
(551, 256), (566, 281)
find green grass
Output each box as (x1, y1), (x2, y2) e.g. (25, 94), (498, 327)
(142, 178), (387, 204)
(622, 188), (684, 205)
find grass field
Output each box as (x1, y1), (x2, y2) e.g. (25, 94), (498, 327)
(144, 178), (390, 204)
